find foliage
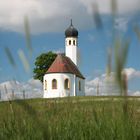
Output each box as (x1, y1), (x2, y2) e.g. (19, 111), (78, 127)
(33, 51), (57, 82)
(0, 97), (140, 140)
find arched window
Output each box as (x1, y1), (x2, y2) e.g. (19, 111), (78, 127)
(52, 79), (57, 89)
(64, 79), (70, 90)
(73, 40), (75, 45)
(79, 81), (81, 91)
(69, 40), (71, 45)
(45, 80), (47, 90)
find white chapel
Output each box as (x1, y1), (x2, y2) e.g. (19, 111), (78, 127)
(43, 20), (85, 98)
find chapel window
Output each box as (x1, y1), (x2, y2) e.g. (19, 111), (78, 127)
(45, 80), (47, 90)
(73, 40), (75, 45)
(64, 79), (70, 90)
(69, 40), (71, 45)
(79, 81), (81, 91)
(52, 79), (57, 89)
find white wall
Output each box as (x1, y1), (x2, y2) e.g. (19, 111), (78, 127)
(43, 73), (75, 98)
(65, 37), (78, 66)
(43, 73), (85, 98)
(76, 77), (85, 96)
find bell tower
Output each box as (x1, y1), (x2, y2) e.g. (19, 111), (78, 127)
(65, 20), (79, 66)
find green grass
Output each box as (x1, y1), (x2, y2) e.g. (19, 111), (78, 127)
(0, 96), (140, 140)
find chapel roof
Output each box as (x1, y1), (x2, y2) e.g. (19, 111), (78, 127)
(46, 54), (85, 79)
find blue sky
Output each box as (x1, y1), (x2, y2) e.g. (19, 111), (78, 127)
(0, 0), (140, 95)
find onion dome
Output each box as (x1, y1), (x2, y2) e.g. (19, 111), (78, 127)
(65, 19), (78, 38)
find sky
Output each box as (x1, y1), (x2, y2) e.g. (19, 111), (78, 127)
(0, 0), (140, 96)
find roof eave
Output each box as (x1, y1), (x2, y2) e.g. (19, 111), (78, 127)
(45, 72), (85, 79)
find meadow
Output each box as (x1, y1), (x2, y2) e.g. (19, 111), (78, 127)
(0, 96), (140, 140)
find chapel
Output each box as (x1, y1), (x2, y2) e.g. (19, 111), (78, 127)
(43, 20), (85, 98)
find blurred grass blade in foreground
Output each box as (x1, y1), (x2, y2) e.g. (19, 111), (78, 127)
(4, 47), (16, 68)
(92, 2), (103, 30)
(18, 49), (30, 73)
(114, 38), (130, 95)
(24, 16), (33, 56)
(111, 0), (118, 17)
(134, 24), (140, 41)
(107, 48), (112, 76)
(122, 39), (130, 66)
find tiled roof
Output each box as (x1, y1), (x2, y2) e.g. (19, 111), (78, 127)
(46, 54), (85, 79)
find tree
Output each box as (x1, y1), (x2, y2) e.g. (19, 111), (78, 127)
(33, 51), (57, 82)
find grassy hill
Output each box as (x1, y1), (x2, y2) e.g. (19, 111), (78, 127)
(0, 96), (140, 140)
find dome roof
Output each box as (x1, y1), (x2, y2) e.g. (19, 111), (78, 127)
(65, 20), (78, 38)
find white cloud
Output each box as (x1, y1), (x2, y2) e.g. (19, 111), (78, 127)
(0, 0), (91, 33)
(0, 0), (139, 33)
(86, 72), (120, 96)
(86, 68), (140, 96)
(123, 68), (140, 80)
(114, 17), (129, 32)
(52, 48), (64, 54)
(132, 91), (140, 96)
(80, 0), (140, 15)
(0, 79), (43, 101)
